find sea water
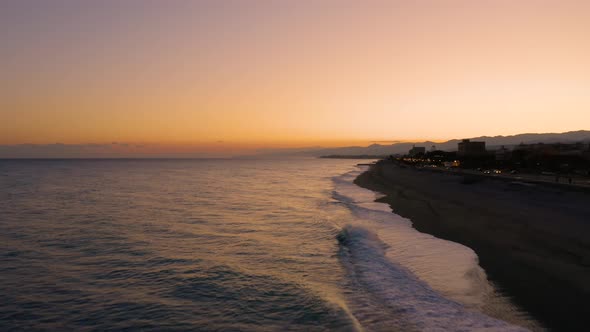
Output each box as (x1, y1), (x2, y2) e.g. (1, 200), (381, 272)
(0, 158), (538, 331)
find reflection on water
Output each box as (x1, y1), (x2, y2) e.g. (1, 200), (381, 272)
(0, 159), (537, 331)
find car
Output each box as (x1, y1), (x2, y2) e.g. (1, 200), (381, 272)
(483, 170), (491, 174)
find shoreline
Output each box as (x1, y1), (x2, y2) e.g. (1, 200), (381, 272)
(354, 160), (590, 331)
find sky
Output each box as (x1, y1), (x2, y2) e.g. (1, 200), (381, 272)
(2, 0), (590, 156)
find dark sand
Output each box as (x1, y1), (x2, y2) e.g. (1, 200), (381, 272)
(355, 160), (590, 331)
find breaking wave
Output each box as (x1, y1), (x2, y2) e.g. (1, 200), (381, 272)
(332, 167), (536, 331)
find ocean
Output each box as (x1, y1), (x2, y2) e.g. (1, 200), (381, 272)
(0, 158), (537, 331)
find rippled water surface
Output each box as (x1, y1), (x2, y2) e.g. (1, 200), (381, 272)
(0, 159), (537, 331)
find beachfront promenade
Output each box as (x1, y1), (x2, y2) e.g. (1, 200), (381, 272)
(407, 162), (590, 190)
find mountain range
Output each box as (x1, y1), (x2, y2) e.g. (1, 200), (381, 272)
(285, 130), (590, 157)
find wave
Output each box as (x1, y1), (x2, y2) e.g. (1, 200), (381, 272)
(332, 167), (533, 331)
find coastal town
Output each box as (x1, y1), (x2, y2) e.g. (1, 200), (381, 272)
(398, 139), (590, 187)
(356, 142), (590, 331)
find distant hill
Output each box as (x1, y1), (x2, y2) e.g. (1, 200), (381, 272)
(297, 130), (590, 157)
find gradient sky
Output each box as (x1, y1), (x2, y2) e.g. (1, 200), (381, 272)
(2, 0), (590, 155)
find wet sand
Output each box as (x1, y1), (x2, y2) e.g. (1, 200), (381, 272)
(354, 160), (590, 331)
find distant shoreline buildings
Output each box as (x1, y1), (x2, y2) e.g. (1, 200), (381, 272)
(408, 145), (426, 157)
(403, 138), (590, 175)
(457, 139), (486, 157)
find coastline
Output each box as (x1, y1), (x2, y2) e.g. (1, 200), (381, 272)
(354, 160), (590, 331)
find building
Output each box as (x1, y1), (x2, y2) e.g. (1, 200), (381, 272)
(408, 145), (426, 157)
(457, 139), (486, 156)
(495, 145), (511, 161)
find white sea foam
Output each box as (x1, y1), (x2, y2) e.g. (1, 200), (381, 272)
(332, 167), (533, 331)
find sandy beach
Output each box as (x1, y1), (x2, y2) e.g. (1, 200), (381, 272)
(355, 160), (590, 331)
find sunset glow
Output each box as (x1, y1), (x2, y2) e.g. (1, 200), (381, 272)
(3, 2), (590, 330)
(2, 1), (590, 155)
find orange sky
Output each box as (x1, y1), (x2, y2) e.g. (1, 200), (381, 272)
(2, 1), (590, 153)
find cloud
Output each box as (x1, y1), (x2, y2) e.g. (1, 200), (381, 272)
(0, 143), (236, 158)
(0, 144), (120, 158)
